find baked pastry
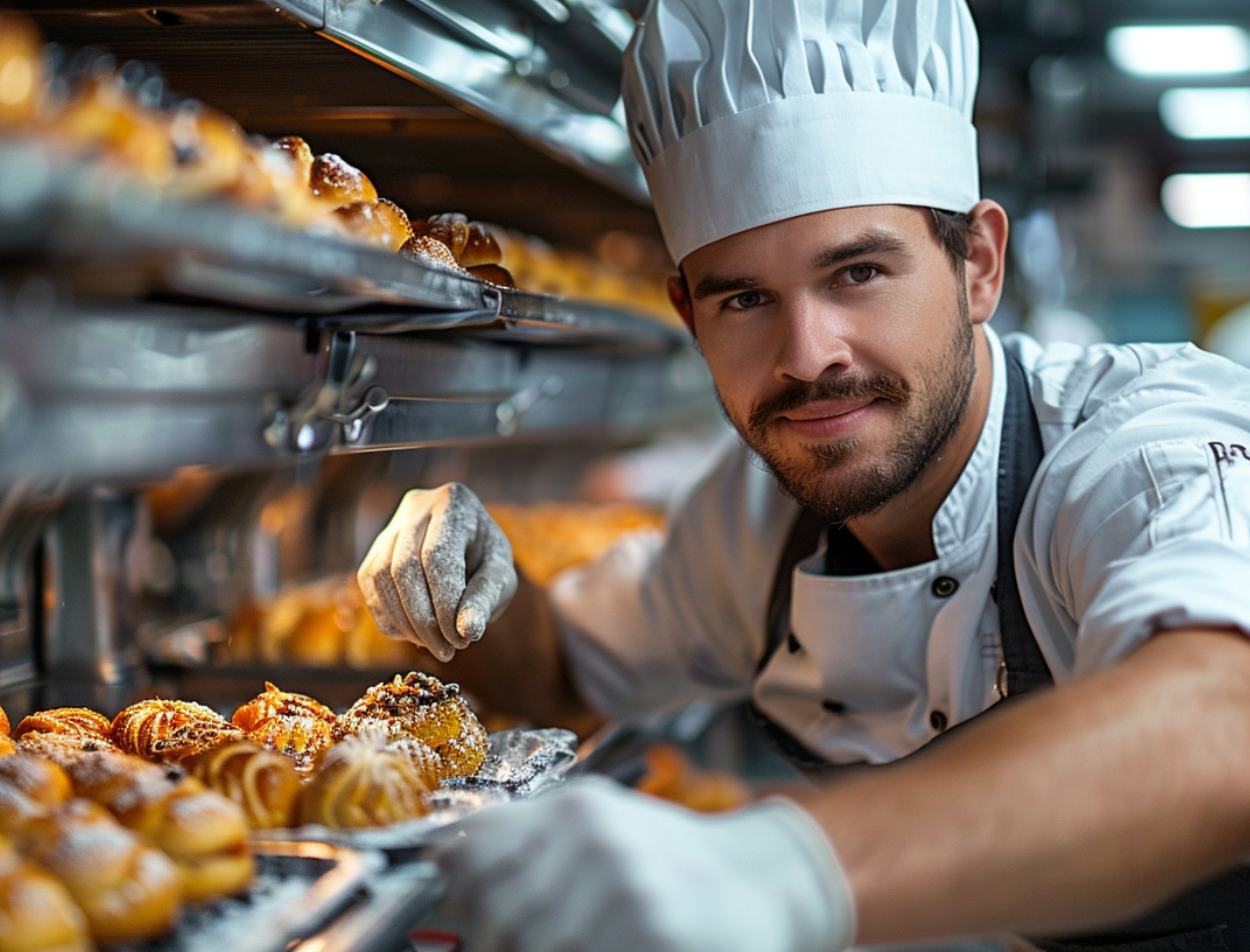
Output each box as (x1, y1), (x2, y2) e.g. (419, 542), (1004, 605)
(329, 198), (414, 251)
(467, 264), (516, 288)
(335, 672), (487, 786)
(299, 730), (431, 830)
(64, 750), (253, 903)
(166, 99), (247, 199)
(52, 74), (173, 186)
(309, 152), (377, 206)
(0, 701), (8, 737)
(111, 698), (245, 763)
(184, 740), (302, 830)
(0, 834), (93, 952)
(634, 743), (751, 813)
(272, 134), (313, 187)
(415, 213), (503, 268)
(13, 707), (112, 742)
(15, 799), (181, 945)
(0, 13), (46, 128)
(0, 753), (72, 835)
(232, 682), (337, 773)
(16, 729), (120, 765)
(400, 235), (468, 275)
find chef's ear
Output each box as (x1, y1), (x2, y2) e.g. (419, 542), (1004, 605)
(668, 273), (696, 338)
(963, 199), (1010, 326)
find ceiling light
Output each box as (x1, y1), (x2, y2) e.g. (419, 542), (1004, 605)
(1161, 173), (1250, 228)
(1107, 25), (1250, 77)
(1159, 88), (1250, 139)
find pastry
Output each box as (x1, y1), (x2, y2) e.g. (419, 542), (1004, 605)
(231, 682), (337, 773)
(64, 750), (253, 903)
(309, 152), (377, 206)
(15, 729), (121, 765)
(634, 743), (751, 813)
(0, 13), (45, 129)
(299, 730), (431, 830)
(329, 198), (414, 252)
(0, 701), (8, 737)
(184, 740), (302, 830)
(0, 753), (73, 809)
(467, 263), (516, 288)
(400, 235), (468, 275)
(111, 698), (245, 763)
(15, 799), (181, 945)
(335, 672), (487, 786)
(166, 99), (247, 198)
(0, 835), (93, 952)
(272, 134), (313, 187)
(13, 707), (112, 742)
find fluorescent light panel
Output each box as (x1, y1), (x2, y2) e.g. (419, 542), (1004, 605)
(1161, 173), (1250, 228)
(1160, 88), (1250, 139)
(1107, 25), (1250, 77)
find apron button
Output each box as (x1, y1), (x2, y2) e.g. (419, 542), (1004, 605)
(929, 709), (948, 732)
(931, 576), (959, 598)
(822, 699), (847, 715)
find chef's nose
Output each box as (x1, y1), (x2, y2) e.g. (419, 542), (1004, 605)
(774, 298), (854, 383)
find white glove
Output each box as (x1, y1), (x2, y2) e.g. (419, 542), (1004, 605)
(357, 484), (517, 662)
(432, 777), (856, 952)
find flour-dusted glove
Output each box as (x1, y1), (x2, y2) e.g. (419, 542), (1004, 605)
(432, 777), (856, 952)
(357, 484), (517, 662)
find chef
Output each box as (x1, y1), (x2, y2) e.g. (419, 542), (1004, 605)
(357, 0), (1250, 949)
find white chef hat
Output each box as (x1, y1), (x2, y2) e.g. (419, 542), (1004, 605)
(622, 0), (981, 264)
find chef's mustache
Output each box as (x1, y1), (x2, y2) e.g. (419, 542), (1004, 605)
(748, 372), (910, 432)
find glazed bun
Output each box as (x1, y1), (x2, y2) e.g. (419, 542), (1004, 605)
(184, 740), (302, 830)
(467, 264), (516, 288)
(232, 682), (337, 773)
(329, 198), (413, 251)
(299, 730), (431, 830)
(272, 135), (313, 187)
(0, 736), (12, 759)
(335, 672), (487, 787)
(0, 835), (93, 952)
(309, 152), (377, 206)
(111, 698), (245, 764)
(16, 799), (181, 946)
(400, 235), (467, 275)
(0, 753), (72, 809)
(15, 729), (120, 765)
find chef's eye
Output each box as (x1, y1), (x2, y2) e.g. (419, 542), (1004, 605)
(841, 264), (880, 286)
(724, 290), (765, 311)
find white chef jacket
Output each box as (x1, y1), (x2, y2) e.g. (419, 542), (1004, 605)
(551, 327), (1250, 765)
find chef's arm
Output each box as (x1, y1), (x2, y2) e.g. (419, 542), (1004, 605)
(789, 626), (1250, 944)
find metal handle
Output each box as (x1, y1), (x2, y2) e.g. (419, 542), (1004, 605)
(495, 375), (564, 436)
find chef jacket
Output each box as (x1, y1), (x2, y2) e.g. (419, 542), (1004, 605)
(551, 327), (1250, 765)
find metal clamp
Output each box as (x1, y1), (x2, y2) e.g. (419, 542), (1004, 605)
(495, 375), (563, 437)
(264, 330), (379, 453)
(325, 386), (390, 443)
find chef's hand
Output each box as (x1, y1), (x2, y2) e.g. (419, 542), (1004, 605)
(357, 484), (517, 662)
(432, 777), (856, 952)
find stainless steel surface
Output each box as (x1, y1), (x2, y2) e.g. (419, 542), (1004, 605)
(290, 861), (443, 952)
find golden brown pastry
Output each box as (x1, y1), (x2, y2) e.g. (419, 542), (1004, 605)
(52, 75), (173, 185)
(63, 750), (253, 903)
(283, 599), (350, 666)
(329, 198), (414, 251)
(232, 682), (337, 773)
(0, 13), (45, 129)
(166, 100), (247, 199)
(0, 736), (12, 759)
(13, 707), (112, 742)
(15, 730), (120, 765)
(400, 235), (468, 275)
(0, 753), (72, 809)
(110, 698), (244, 764)
(299, 730), (431, 830)
(634, 744), (751, 813)
(414, 214), (503, 268)
(0, 834), (93, 952)
(467, 264), (516, 288)
(309, 152), (377, 206)
(0, 701), (8, 737)
(184, 740), (302, 830)
(15, 799), (181, 945)
(272, 134), (313, 187)
(335, 672), (487, 786)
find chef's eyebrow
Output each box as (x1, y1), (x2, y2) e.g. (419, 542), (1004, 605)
(811, 231), (909, 270)
(690, 230), (910, 301)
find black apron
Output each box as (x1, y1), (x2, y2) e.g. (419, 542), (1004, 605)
(750, 354), (1250, 951)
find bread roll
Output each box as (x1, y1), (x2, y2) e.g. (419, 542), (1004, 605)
(467, 264), (516, 288)
(0, 753), (72, 808)
(63, 750), (253, 903)
(13, 708), (112, 742)
(272, 135), (313, 188)
(166, 100), (247, 199)
(15, 730), (120, 766)
(110, 698), (244, 764)
(328, 198), (413, 252)
(299, 730), (431, 830)
(309, 152), (377, 206)
(335, 672), (487, 786)
(15, 799), (181, 945)
(232, 682), (336, 773)
(184, 740), (302, 830)
(400, 235), (467, 275)
(0, 835), (93, 952)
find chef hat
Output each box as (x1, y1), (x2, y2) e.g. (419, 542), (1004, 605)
(622, 0), (981, 264)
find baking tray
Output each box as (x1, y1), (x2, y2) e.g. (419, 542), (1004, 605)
(113, 839), (386, 952)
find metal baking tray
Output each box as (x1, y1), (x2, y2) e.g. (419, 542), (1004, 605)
(113, 839), (387, 952)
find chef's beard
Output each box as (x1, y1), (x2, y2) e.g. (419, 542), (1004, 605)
(725, 291), (976, 524)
